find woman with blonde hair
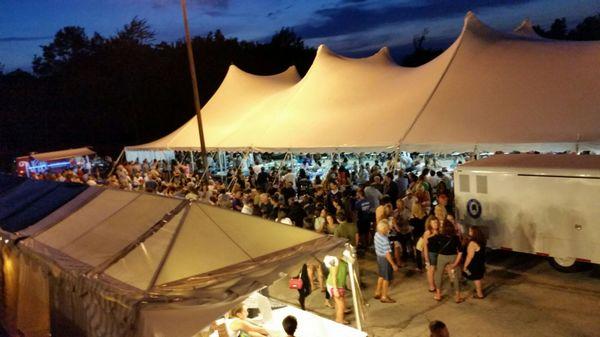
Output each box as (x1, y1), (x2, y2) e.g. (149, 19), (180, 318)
(410, 201), (428, 271)
(225, 304), (268, 337)
(422, 215), (440, 292)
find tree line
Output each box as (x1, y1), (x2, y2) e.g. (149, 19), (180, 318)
(1, 14), (599, 170)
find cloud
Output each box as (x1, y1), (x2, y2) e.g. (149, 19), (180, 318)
(0, 36), (53, 42)
(294, 0), (535, 39)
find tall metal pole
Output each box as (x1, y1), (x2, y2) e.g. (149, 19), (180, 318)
(180, 0), (209, 180)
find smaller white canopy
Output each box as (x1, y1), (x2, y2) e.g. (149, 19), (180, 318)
(21, 147), (95, 162)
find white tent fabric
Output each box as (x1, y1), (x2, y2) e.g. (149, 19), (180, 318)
(127, 12), (600, 153)
(17, 189), (343, 337)
(26, 147), (95, 162)
(35, 190), (181, 268)
(127, 65), (301, 151)
(103, 202), (327, 290)
(402, 13), (600, 152)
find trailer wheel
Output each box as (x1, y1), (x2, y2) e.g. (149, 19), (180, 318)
(549, 257), (579, 273)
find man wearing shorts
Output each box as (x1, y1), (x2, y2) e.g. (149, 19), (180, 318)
(374, 219), (398, 303)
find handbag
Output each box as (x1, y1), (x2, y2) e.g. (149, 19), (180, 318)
(416, 237), (425, 251)
(288, 268), (304, 289)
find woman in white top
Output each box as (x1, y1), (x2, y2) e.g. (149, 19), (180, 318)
(226, 304), (268, 337)
(314, 208), (327, 233)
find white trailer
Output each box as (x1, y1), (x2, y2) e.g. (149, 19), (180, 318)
(454, 154), (600, 271)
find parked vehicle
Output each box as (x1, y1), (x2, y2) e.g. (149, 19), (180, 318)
(454, 154), (600, 272)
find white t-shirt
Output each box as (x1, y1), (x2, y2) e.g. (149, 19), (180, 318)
(282, 172), (296, 187)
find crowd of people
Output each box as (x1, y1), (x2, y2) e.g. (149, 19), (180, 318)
(25, 151), (486, 329)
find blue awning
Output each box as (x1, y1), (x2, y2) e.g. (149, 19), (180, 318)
(0, 179), (87, 233)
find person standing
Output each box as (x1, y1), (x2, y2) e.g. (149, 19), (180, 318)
(463, 226), (487, 299)
(430, 220), (464, 303)
(354, 188), (372, 251)
(383, 172), (399, 206)
(423, 216), (440, 292)
(333, 211), (359, 247)
(364, 180), (383, 214)
(434, 194), (449, 223)
(324, 255), (349, 324)
(256, 167), (269, 192)
(374, 219), (398, 303)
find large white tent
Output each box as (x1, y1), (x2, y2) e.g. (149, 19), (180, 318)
(126, 12), (600, 154)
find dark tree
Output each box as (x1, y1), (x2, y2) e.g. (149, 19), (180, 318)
(569, 13), (600, 40)
(533, 13), (600, 41)
(32, 26), (90, 76)
(270, 27), (304, 49)
(0, 18), (316, 169)
(534, 18), (568, 39)
(401, 29), (443, 67)
(115, 17), (155, 44)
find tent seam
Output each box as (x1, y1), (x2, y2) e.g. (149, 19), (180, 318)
(397, 24), (467, 148)
(54, 192), (143, 251)
(196, 204), (254, 261)
(147, 202), (191, 291)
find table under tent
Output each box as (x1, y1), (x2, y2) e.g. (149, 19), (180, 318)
(0, 180), (344, 337)
(125, 12), (600, 167)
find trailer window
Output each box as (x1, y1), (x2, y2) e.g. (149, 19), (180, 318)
(476, 175), (488, 194)
(459, 175), (470, 192)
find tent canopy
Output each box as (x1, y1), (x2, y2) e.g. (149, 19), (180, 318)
(127, 12), (600, 153)
(19, 188), (343, 336)
(21, 147), (96, 162)
(0, 179), (87, 234)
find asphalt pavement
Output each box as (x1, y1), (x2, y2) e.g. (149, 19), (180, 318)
(268, 250), (600, 337)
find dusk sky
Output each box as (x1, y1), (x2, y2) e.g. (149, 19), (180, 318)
(1, 0), (599, 71)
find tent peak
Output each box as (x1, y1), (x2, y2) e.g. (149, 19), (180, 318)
(513, 18), (542, 39)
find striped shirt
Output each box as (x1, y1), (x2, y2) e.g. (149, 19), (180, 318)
(374, 232), (391, 257)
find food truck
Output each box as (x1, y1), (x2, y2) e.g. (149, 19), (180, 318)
(15, 147), (95, 177)
(454, 154), (600, 272)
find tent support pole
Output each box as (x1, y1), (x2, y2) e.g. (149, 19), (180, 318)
(198, 151), (212, 182)
(107, 148), (125, 178)
(190, 150), (195, 173)
(227, 150), (249, 191)
(180, 0), (209, 181)
(391, 146), (400, 173)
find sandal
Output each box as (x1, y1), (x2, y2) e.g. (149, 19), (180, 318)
(374, 294), (381, 300)
(380, 297), (396, 303)
(433, 295), (442, 301)
(473, 294), (485, 299)
(428, 288), (436, 293)
(455, 297), (465, 304)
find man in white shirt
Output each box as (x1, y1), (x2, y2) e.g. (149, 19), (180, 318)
(282, 168), (296, 188)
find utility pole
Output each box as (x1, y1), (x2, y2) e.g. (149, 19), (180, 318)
(180, 0), (209, 179)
